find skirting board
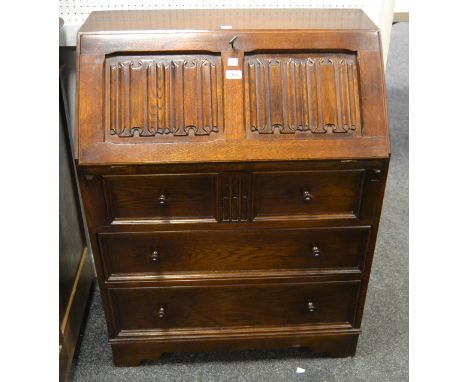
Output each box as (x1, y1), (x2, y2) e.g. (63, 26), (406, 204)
(393, 12), (409, 22)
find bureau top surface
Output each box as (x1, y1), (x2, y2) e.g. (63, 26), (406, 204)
(79, 9), (378, 34)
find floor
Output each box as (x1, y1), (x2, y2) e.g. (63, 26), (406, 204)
(71, 22), (409, 382)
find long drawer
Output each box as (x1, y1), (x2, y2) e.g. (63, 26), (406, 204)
(108, 281), (360, 333)
(98, 227), (370, 280)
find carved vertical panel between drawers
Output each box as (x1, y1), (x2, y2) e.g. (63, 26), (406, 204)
(105, 55), (223, 142)
(245, 54), (361, 137)
(220, 173), (251, 222)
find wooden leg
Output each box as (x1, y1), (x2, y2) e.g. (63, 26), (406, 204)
(110, 333), (359, 365)
(307, 334), (359, 358)
(111, 346), (163, 367)
(112, 355), (144, 367)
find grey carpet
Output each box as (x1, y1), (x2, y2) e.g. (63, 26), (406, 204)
(71, 22), (409, 382)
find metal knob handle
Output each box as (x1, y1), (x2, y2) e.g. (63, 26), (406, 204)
(311, 245), (321, 258)
(157, 305), (166, 319)
(371, 168), (382, 182)
(158, 194), (167, 207)
(150, 249), (159, 263)
(307, 300), (315, 313)
(229, 35), (238, 50)
(302, 189), (313, 204)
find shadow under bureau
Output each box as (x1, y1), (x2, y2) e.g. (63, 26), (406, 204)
(76, 8), (390, 366)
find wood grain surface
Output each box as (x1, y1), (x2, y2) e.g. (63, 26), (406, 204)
(76, 9), (390, 366)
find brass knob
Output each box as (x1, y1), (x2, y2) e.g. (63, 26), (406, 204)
(157, 305), (166, 319)
(311, 245), (321, 258)
(150, 249), (159, 263)
(302, 189), (312, 204)
(158, 194), (167, 207)
(307, 300), (315, 313)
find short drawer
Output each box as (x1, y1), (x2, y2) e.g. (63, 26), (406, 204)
(102, 173), (217, 223)
(253, 170), (366, 221)
(98, 227), (370, 280)
(109, 281), (360, 332)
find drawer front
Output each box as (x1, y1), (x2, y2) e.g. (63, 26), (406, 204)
(102, 174), (217, 223)
(98, 227), (369, 279)
(109, 281), (359, 332)
(253, 170), (365, 221)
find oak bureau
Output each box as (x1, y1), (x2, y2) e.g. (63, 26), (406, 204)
(76, 9), (390, 366)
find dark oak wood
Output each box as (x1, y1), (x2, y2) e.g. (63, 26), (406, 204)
(102, 173), (218, 223)
(78, 9), (378, 34)
(110, 331), (360, 366)
(98, 227), (370, 280)
(76, 9), (388, 165)
(109, 280), (359, 332)
(253, 170), (367, 221)
(76, 9), (389, 366)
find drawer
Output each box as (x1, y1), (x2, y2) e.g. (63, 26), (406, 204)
(109, 281), (360, 332)
(102, 174), (217, 223)
(253, 170), (366, 221)
(98, 227), (370, 280)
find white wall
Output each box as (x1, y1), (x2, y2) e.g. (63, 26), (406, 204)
(394, 0), (410, 13)
(59, 0), (395, 62)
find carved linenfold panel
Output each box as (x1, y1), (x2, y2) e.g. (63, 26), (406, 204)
(245, 54), (361, 136)
(220, 174), (251, 222)
(105, 55), (223, 140)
